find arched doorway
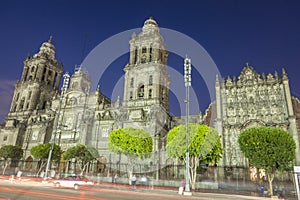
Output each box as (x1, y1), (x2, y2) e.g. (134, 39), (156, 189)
(24, 156), (33, 172)
(58, 151), (66, 175)
(97, 156), (107, 175)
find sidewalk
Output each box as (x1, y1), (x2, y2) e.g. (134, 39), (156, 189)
(96, 181), (268, 200)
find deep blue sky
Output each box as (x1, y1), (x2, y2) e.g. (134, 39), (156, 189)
(1, 0), (300, 123)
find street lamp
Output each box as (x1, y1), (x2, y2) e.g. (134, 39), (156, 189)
(184, 56), (192, 195)
(44, 72), (70, 179)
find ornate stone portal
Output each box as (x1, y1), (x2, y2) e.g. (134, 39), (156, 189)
(215, 65), (300, 166)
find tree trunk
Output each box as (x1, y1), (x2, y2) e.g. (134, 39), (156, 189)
(190, 156), (199, 190)
(2, 160), (8, 175)
(267, 173), (275, 196)
(127, 157), (134, 185)
(190, 156), (195, 190)
(81, 163), (89, 176)
(36, 160), (46, 177)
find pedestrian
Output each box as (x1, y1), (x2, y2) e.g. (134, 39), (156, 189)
(114, 174), (119, 184)
(131, 175), (137, 189)
(40, 170), (45, 178)
(111, 174), (114, 183)
(181, 178), (186, 189)
(16, 170), (22, 181)
(179, 178), (186, 195)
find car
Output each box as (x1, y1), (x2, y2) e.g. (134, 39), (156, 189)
(53, 175), (94, 190)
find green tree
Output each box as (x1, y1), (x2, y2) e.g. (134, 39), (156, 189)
(30, 143), (61, 176)
(63, 144), (99, 175)
(108, 127), (153, 184)
(238, 126), (296, 196)
(167, 124), (223, 190)
(0, 145), (23, 175)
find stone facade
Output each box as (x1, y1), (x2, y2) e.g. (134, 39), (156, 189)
(90, 17), (171, 163)
(0, 17), (171, 166)
(0, 37), (63, 159)
(0, 18), (299, 168)
(214, 65), (300, 166)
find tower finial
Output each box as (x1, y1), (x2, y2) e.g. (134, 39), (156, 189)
(48, 35), (53, 43)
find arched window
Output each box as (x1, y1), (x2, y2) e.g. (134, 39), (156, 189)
(149, 75), (153, 86)
(130, 78), (134, 88)
(149, 47), (152, 62)
(12, 104), (17, 112)
(138, 85), (145, 98)
(149, 89), (152, 98)
(15, 93), (20, 101)
(24, 68), (29, 81)
(129, 91), (133, 100)
(19, 98), (25, 111)
(42, 101), (47, 109)
(134, 48), (138, 64)
(42, 67), (47, 81)
(142, 47), (147, 53)
(53, 72), (58, 87)
(141, 55), (146, 63)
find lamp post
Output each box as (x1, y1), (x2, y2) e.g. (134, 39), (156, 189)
(44, 72), (70, 179)
(118, 150), (121, 174)
(184, 56), (192, 195)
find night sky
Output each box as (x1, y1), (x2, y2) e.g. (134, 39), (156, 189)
(1, 0), (300, 123)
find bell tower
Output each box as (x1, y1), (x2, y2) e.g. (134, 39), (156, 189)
(8, 36), (63, 121)
(123, 17), (170, 112)
(122, 17), (170, 156)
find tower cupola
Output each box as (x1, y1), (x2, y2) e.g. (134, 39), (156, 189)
(35, 36), (56, 60)
(142, 17), (159, 33)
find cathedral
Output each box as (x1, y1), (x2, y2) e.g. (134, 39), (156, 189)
(0, 17), (299, 169)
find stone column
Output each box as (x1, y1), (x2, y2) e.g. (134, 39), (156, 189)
(282, 71), (300, 165)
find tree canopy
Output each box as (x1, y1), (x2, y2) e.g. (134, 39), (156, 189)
(63, 144), (99, 175)
(108, 127), (153, 159)
(30, 143), (61, 161)
(0, 145), (23, 175)
(238, 126), (296, 196)
(30, 143), (61, 176)
(167, 124), (222, 163)
(166, 124), (223, 189)
(0, 145), (23, 160)
(108, 127), (153, 184)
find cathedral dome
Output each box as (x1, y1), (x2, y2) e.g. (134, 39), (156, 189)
(144, 17), (158, 27)
(142, 17), (159, 33)
(37, 36), (56, 60)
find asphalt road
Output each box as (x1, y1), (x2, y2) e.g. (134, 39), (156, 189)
(0, 178), (275, 200)
(0, 182), (193, 200)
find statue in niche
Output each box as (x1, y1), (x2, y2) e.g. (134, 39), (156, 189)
(65, 117), (74, 129)
(45, 100), (51, 110)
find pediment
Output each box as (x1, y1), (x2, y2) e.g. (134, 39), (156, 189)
(129, 109), (145, 120)
(241, 119), (265, 131)
(238, 66), (261, 84)
(102, 110), (113, 120)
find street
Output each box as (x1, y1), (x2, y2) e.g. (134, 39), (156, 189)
(0, 182), (191, 200)
(0, 179), (271, 200)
